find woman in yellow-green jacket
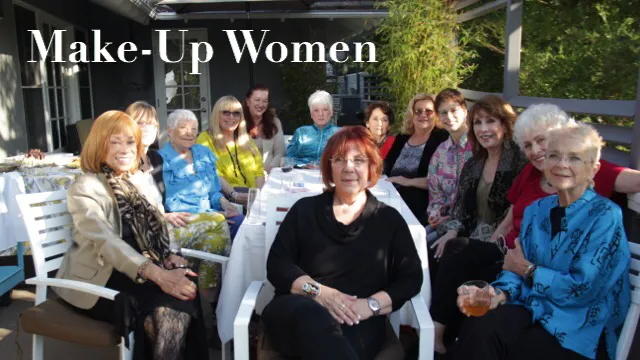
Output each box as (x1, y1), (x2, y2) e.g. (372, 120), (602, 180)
(197, 95), (265, 190)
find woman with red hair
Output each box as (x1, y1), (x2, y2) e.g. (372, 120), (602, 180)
(263, 126), (423, 359)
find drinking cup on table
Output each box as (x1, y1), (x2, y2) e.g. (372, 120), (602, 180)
(281, 157), (294, 173)
(460, 280), (491, 317)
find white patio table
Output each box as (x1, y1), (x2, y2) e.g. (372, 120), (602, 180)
(216, 168), (431, 343)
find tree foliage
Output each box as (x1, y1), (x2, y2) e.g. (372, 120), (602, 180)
(371, 0), (478, 123)
(461, 0), (640, 126)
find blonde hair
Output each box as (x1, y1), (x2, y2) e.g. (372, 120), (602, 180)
(208, 95), (256, 155)
(547, 122), (605, 164)
(125, 101), (158, 126)
(81, 111), (143, 174)
(402, 93), (438, 135)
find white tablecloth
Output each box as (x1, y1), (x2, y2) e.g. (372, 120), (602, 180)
(216, 168), (430, 343)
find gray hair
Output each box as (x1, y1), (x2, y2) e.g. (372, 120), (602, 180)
(513, 104), (576, 149)
(307, 90), (333, 113)
(167, 109), (198, 130)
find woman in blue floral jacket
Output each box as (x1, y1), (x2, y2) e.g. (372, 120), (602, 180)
(451, 123), (630, 360)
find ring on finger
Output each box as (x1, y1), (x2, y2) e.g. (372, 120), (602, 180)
(339, 303), (346, 310)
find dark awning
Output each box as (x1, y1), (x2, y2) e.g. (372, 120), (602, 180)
(155, 0), (385, 19)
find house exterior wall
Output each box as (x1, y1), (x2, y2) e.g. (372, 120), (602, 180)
(0, 0), (28, 157)
(149, 17), (345, 132)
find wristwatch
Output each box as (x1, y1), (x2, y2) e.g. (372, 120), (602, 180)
(525, 264), (538, 287)
(367, 297), (381, 316)
(302, 282), (321, 297)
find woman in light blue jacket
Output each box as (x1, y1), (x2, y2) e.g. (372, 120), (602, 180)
(285, 90), (340, 167)
(451, 123), (630, 360)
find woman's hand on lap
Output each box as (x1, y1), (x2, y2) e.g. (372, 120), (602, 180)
(315, 286), (359, 325)
(165, 212), (190, 227)
(431, 230), (457, 259)
(154, 268), (198, 301)
(348, 299), (373, 322)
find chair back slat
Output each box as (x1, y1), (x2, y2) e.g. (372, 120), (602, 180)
(17, 190), (73, 278)
(33, 214), (73, 233)
(42, 241), (71, 259)
(42, 256), (65, 273)
(29, 202), (70, 218)
(265, 193), (308, 263)
(38, 227), (73, 247)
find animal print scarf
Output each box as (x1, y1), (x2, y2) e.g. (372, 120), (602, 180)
(102, 166), (170, 263)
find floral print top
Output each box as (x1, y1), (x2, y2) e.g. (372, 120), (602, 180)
(426, 133), (472, 217)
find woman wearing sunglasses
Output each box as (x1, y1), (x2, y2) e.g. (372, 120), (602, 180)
(383, 93), (449, 225)
(197, 96), (265, 193)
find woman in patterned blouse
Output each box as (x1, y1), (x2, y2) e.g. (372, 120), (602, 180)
(425, 89), (473, 243)
(452, 123), (630, 360)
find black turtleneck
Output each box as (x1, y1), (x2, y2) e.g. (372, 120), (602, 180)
(266, 190), (423, 311)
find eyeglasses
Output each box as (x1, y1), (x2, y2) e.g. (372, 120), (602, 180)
(221, 110), (242, 118)
(330, 157), (368, 167)
(413, 108), (434, 116)
(546, 152), (588, 166)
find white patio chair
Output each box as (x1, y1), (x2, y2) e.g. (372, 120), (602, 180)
(617, 193), (640, 360)
(16, 190), (230, 360)
(234, 194), (435, 360)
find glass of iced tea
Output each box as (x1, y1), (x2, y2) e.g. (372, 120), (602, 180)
(460, 280), (491, 317)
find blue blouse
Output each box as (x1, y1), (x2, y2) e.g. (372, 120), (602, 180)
(493, 189), (630, 359)
(158, 143), (224, 213)
(285, 123), (339, 165)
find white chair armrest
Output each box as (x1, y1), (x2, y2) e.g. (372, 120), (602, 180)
(233, 281), (265, 360)
(409, 294), (435, 360)
(26, 277), (119, 301)
(180, 248), (229, 265)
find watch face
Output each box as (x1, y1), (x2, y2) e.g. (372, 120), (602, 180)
(368, 297), (381, 311)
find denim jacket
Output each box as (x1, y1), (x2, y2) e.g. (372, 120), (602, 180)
(286, 123), (339, 165)
(159, 143), (224, 213)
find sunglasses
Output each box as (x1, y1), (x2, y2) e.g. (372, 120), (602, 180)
(413, 108), (434, 116)
(221, 110), (242, 118)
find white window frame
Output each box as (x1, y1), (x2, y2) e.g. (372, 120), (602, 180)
(14, 0), (94, 152)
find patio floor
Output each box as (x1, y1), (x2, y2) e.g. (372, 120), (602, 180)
(0, 286), (222, 360)
(1, 286), (638, 359)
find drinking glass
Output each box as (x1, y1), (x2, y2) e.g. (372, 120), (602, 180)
(246, 188), (261, 224)
(460, 280), (491, 317)
(281, 157), (294, 173)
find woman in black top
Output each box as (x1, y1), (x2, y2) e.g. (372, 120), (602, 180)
(263, 126), (423, 360)
(384, 93), (449, 225)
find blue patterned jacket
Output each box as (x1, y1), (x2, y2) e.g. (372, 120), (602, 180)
(159, 143), (224, 213)
(493, 189), (630, 360)
(285, 123), (339, 166)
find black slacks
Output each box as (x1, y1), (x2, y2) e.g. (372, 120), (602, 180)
(430, 238), (503, 344)
(262, 294), (387, 360)
(450, 305), (609, 360)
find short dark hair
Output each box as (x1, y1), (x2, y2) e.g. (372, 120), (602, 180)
(364, 101), (395, 126)
(435, 88), (467, 113)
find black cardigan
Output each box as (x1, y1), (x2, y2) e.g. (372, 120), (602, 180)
(147, 149), (165, 202)
(383, 129), (449, 224)
(267, 190), (423, 312)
